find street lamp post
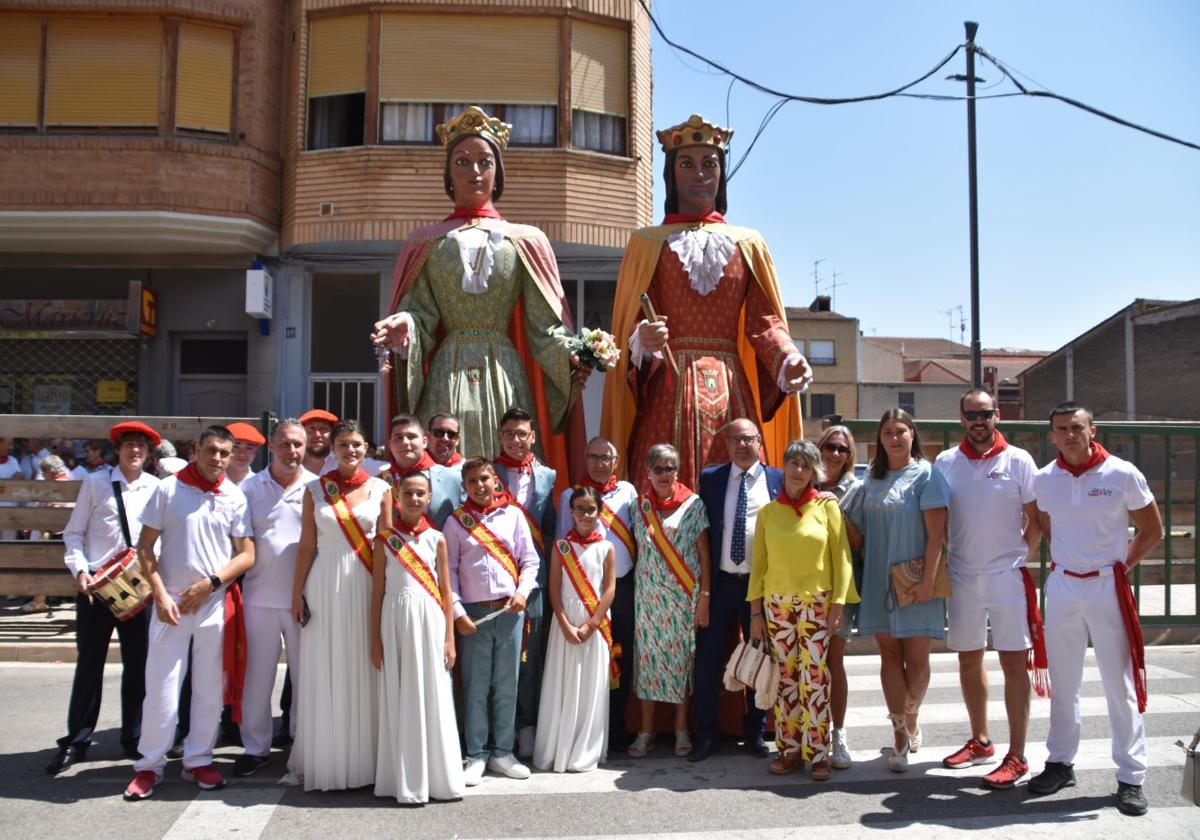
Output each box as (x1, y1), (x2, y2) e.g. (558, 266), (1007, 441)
(965, 20), (982, 388)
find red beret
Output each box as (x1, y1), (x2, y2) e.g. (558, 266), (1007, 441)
(226, 422), (266, 446)
(299, 409), (338, 426)
(109, 421), (162, 447)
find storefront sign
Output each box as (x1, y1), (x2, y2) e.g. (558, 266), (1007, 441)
(245, 268), (272, 319)
(32, 382), (71, 415)
(138, 287), (157, 336)
(0, 300), (126, 332)
(96, 380), (127, 404)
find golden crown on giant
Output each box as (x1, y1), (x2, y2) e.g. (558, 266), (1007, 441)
(656, 114), (733, 154)
(436, 106), (512, 151)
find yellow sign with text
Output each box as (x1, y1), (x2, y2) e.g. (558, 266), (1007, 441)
(96, 380), (127, 404)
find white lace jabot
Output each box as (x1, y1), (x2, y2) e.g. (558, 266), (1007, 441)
(447, 225), (504, 294)
(666, 228), (737, 297)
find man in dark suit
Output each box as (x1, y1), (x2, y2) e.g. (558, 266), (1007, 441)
(691, 418), (783, 762)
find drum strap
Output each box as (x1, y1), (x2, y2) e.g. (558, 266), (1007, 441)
(112, 480), (133, 549)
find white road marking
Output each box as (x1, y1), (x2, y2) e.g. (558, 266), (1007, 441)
(161, 785), (284, 839)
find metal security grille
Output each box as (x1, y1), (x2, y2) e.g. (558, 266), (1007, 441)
(0, 336), (139, 415)
(309, 374), (378, 444)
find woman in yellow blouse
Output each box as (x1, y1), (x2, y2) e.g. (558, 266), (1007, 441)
(748, 439), (857, 780)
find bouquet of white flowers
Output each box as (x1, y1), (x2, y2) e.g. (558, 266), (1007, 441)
(568, 328), (621, 372)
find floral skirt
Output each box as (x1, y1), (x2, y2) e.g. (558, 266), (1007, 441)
(767, 591), (832, 763)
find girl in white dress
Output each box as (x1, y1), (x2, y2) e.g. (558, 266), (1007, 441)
(533, 486), (617, 772)
(287, 420), (391, 791)
(372, 471), (464, 804)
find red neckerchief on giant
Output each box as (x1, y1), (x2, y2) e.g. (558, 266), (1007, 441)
(567, 527), (604, 546)
(662, 210), (726, 225)
(393, 514), (433, 537)
(959, 430), (1008, 461)
(579, 474), (618, 494)
(443, 452), (463, 467)
(1056, 441), (1109, 477)
(464, 494), (508, 517)
(322, 468), (369, 493)
(496, 451), (536, 475)
(649, 481), (693, 514)
(176, 462), (224, 494)
(774, 485), (820, 517)
(445, 205), (503, 222)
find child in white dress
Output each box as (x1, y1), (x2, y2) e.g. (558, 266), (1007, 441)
(533, 486), (617, 772)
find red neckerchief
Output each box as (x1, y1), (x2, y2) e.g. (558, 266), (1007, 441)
(52, 472), (70, 480)
(176, 462), (225, 494)
(322, 468), (369, 492)
(775, 485), (820, 517)
(393, 514), (434, 537)
(496, 451), (536, 475)
(0, 455), (7, 464)
(567, 528), (603, 545)
(580, 475), (618, 494)
(445, 205), (503, 222)
(464, 494), (508, 516)
(662, 211), (726, 225)
(650, 481), (694, 514)
(443, 452), (463, 467)
(1056, 441), (1109, 477)
(959, 430), (1008, 461)
(392, 451), (436, 474)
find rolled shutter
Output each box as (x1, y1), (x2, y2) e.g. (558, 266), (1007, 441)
(45, 18), (162, 127)
(176, 23), (234, 133)
(308, 15), (367, 98)
(0, 16), (41, 127)
(380, 14), (558, 105)
(571, 20), (627, 116)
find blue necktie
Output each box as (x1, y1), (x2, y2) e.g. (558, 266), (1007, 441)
(731, 471), (748, 568)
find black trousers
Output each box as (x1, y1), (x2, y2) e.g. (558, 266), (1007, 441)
(608, 571), (636, 746)
(693, 571), (766, 741)
(59, 593), (148, 751)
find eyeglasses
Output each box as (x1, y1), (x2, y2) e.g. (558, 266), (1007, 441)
(500, 430), (532, 441)
(726, 435), (760, 446)
(963, 410), (996, 421)
(429, 428), (459, 440)
(821, 443), (851, 455)
(650, 465), (678, 476)
(586, 453), (615, 463)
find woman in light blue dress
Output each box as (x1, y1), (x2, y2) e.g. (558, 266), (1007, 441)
(846, 409), (948, 773)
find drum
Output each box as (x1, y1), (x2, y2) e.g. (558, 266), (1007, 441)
(87, 548), (152, 621)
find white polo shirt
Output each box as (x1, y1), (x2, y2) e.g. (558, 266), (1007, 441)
(240, 466), (317, 610)
(1034, 453), (1154, 574)
(557, 481), (638, 578)
(934, 442), (1037, 574)
(62, 467), (160, 576)
(141, 474), (252, 595)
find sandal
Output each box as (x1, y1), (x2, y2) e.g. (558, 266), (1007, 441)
(627, 732), (655, 758)
(904, 698), (922, 753)
(886, 713), (910, 773)
(769, 749), (802, 775)
(674, 730), (693, 757)
(811, 759), (832, 781)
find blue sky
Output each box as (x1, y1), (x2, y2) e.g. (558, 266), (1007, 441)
(645, 1), (1199, 353)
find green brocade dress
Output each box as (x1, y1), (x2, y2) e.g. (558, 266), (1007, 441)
(393, 231), (573, 461)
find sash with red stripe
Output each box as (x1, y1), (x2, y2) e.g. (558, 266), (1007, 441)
(452, 507), (520, 587)
(321, 478), (375, 575)
(598, 498), (636, 560)
(380, 529), (443, 607)
(508, 498), (546, 555)
(557, 538), (621, 689)
(637, 496), (696, 597)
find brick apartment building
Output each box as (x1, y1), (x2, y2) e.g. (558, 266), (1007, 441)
(0, 0), (653, 439)
(785, 296), (859, 424)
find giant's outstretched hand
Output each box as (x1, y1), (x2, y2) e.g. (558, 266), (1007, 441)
(371, 313), (410, 352)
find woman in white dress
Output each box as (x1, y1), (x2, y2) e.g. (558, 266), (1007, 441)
(288, 420), (391, 790)
(533, 486), (617, 773)
(372, 471), (464, 804)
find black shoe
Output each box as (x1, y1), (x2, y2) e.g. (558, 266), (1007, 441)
(272, 729), (294, 748)
(167, 739), (185, 760)
(121, 741), (141, 760)
(45, 743), (88, 775)
(233, 753), (272, 777)
(742, 737), (770, 758)
(1028, 761), (1076, 796)
(219, 722), (242, 748)
(687, 737), (718, 763)
(1116, 782), (1148, 816)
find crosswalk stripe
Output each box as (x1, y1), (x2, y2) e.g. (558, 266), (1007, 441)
(843, 692), (1200, 728)
(162, 786), (283, 839)
(837, 646), (1199, 675)
(845, 663), (1191, 692)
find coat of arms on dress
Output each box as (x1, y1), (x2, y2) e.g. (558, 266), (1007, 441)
(700, 367), (719, 391)
(466, 364), (483, 385)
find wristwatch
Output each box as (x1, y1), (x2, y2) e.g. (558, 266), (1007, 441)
(208, 574), (222, 592)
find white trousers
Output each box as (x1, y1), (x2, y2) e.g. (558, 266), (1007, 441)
(239, 605), (300, 756)
(1044, 567), (1146, 785)
(134, 595), (225, 776)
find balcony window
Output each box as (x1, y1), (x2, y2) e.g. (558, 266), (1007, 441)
(809, 339), (836, 365)
(899, 391), (915, 416)
(380, 103), (434, 144)
(306, 15), (367, 150)
(810, 393), (836, 419)
(45, 19), (162, 131)
(572, 111), (626, 156)
(571, 20), (629, 155)
(0, 16), (41, 130)
(507, 105), (557, 147)
(308, 94), (365, 150)
(176, 23), (234, 138)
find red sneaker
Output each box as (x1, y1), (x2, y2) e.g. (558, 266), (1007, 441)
(123, 770), (160, 801)
(181, 764), (226, 790)
(942, 738), (996, 769)
(982, 752), (1029, 789)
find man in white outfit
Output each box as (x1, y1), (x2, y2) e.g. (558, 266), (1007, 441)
(123, 426), (255, 801)
(934, 389), (1043, 790)
(234, 419), (315, 776)
(1028, 403), (1161, 817)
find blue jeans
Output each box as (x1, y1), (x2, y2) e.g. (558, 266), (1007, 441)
(460, 602), (523, 760)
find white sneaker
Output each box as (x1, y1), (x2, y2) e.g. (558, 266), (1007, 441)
(830, 728), (853, 769)
(487, 753), (531, 780)
(463, 757), (485, 786)
(517, 726), (536, 759)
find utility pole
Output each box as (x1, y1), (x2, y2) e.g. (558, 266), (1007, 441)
(812, 258), (826, 301)
(964, 21), (983, 387)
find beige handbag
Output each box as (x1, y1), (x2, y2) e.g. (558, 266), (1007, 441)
(723, 639), (777, 710)
(1180, 728), (1200, 807)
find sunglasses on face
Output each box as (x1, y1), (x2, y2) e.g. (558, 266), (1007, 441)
(650, 465), (678, 476)
(429, 428), (459, 439)
(821, 443), (850, 455)
(963, 410), (996, 421)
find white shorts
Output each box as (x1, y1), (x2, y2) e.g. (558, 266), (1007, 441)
(946, 567), (1031, 653)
